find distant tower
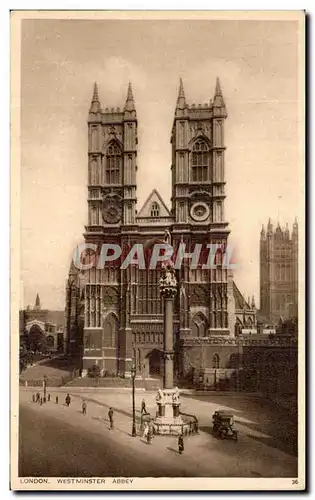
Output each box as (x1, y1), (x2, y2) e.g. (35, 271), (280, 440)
(260, 218), (298, 323)
(34, 293), (41, 311)
(292, 218), (299, 316)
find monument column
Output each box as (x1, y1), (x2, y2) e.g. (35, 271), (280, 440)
(163, 292), (176, 389)
(154, 262), (184, 434)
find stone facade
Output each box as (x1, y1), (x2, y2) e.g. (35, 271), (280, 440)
(260, 219), (298, 324)
(65, 79), (263, 380)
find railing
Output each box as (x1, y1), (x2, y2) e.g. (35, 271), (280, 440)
(179, 411), (199, 435)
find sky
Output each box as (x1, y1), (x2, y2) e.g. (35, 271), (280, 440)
(20, 17), (302, 311)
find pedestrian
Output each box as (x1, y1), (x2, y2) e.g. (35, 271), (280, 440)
(32, 394), (35, 403)
(65, 394), (71, 407)
(36, 392), (40, 403)
(146, 426), (152, 444)
(55, 396), (59, 404)
(141, 398), (147, 414)
(143, 422), (148, 438)
(48, 394), (51, 402)
(40, 397), (43, 406)
(82, 400), (87, 415)
(108, 407), (114, 429)
(178, 433), (184, 454)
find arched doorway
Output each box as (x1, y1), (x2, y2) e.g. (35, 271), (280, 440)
(146, 349), (164, 377)
(103, 313), (119, 348)
(46, 335), (55, 350)
(102, 313), (120, 374)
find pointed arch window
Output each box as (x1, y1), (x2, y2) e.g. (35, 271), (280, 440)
(106, 142), (121, 184)
(191, 139), (209, 182)
(150, 202), (160, 217)
(212, 353), (220, 369)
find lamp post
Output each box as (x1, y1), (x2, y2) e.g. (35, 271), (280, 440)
(43, 374), (48, 403)
(131, 364), (137, 437)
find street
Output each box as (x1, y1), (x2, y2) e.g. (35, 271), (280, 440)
(19, 406), (190, 477)
(19, 388), (298, 478)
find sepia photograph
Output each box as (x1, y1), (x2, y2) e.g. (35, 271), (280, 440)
(10, 10), (305, 491)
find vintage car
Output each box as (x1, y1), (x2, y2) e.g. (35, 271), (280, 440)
(212, 410), (238, 441)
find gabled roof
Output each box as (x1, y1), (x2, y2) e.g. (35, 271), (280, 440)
(137, 189), (171, 218)
(233, 282), (251, 310)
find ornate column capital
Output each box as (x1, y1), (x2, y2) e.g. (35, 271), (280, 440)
(163, 351), (174, 361)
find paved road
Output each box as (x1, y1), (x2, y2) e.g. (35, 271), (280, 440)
(19, 406), (190, 478)
(19, 389), (298, 478)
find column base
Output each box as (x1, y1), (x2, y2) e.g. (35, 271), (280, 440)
(153, 387), (190, 435)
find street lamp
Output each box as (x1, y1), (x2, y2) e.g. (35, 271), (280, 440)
(43, 374), (48, 403)
(131, 364), (137, 437)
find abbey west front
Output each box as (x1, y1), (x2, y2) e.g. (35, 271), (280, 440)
(64, 79), (296, 393)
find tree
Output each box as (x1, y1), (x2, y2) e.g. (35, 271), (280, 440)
(28, 325), (45, 352)
(19, 348), (33, 374)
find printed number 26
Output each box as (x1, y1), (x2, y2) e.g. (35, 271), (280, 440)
(292, 480), (298, 485)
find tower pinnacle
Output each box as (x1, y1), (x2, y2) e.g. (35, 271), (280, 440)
(267, 217), (273, 234)
(176, 77), (186, 109)
(89, 82), (101, 113)
(124, 81), (136, 113)
(213, 77), (226, 108)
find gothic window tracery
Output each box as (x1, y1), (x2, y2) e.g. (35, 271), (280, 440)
(106, 142), (121, 184)
(191, 312), (208, 337)
(191, 139), (209, 182)
(150, 202), (160, 217)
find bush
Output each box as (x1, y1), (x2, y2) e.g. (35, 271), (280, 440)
(87, 364), (101, 378)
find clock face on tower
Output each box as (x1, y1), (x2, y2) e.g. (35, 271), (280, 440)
(190, 202), (210, 222)
(102, 197), (122, 224)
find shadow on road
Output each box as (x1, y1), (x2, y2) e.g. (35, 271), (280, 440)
(246, 433), (297, 457)
(166, 446), (179, 455)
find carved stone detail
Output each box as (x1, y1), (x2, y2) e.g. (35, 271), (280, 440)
(159, 262), (177, 299)
(163, 351), (174, 361)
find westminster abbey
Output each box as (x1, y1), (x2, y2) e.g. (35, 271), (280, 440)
(65, 79), (257, 381)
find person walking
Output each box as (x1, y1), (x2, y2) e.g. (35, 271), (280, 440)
(65, 394), (71, 407)
(143, 422), (148, 438)
(47, 394), (51, 402)
(178, 433), (184, 454)
(108, 407), (114, 429)
(55, 395), (59, 404)
(32, 394), (35, 403)
(36, 392), (40, 403)
(141, 398), (147, 414)
(82, 400), (87, 415)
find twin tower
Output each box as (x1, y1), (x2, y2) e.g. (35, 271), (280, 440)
(86, 78), (228, 237)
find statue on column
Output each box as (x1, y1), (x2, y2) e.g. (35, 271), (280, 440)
(164, 228), (171, 245)
(159, 262), (177, 297)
